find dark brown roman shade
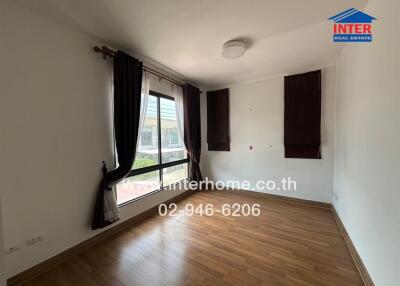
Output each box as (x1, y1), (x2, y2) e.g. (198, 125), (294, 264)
(284, 70), (321, 159)
(207, 88), (230, 151)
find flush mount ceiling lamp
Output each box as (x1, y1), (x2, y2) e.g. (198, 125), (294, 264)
(222, 40), (247, 59)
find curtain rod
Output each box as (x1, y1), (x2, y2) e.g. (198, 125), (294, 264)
(93, 46), (185, 88)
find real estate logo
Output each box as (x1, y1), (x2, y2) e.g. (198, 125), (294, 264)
(329, 8), (376, 42)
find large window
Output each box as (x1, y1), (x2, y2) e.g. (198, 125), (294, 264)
(117, 91), (188, 205)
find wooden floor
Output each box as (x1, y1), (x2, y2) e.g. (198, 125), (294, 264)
(24, 191), (363, 286)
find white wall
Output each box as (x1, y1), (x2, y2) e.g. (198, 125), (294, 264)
(0, 1), (187, 278)
(0, 4), (7, 284)
(201, 66), (336, 203)
(0, 199), (5, 286)
(333, 1), (400, 285)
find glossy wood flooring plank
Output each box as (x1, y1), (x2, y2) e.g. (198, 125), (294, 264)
(22, 190), (363, 286)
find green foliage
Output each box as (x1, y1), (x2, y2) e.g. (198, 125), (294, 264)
(132, 155), (158, 181)
(133, 155), (157, 169)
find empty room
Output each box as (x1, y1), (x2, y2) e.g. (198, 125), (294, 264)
(0, 0), (398, 285)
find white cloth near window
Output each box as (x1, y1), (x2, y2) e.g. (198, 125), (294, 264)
(138, 72), (150, 149)
(104, 189), (119, 222)
(173, 84), (185, 145)
(103, 72), (120, 224)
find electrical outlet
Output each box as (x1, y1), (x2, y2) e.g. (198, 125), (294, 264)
(27, 234), (44, 246)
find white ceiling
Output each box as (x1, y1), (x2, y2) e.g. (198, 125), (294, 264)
(18, 0), (366, 88)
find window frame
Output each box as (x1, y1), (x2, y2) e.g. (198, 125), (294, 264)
(120, 90), (189, 206)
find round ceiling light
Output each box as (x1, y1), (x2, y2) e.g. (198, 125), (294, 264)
(221, 40), (246, 59)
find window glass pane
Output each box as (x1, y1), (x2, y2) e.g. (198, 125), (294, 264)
(118, 93), (189, 206)
(160, 97), (186, 163)
(162, 163), (188, 187)
(133, 95), (159, 169)
(117, 170), (161, 204)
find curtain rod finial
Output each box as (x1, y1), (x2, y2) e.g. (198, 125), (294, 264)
(93, 46), (114, 59)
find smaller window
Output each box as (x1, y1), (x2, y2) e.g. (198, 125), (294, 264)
(141, 130), (153, 146)
(169, 129), (179, 146)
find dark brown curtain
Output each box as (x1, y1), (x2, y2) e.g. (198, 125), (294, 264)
(183, 84), (203, 182)
(92, 51), (143, 230)
(207, 88), (230, 151)
(284, 70), (321, 159)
